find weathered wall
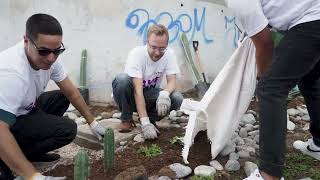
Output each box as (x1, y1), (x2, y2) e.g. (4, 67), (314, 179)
(0, 0), (240, 103)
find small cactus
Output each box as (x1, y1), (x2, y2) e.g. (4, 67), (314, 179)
(104, 127), (115, 170)
(74, 149), (90, 180)
(80, 49), (87, 90)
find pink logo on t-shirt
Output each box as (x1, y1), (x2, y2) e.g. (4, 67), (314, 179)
(25, 102), (35, 111)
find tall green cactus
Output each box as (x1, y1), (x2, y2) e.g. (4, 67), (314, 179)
(80, 49), (87, 90)
(74, 149), (90, 180)
(104, 127), (115, 170)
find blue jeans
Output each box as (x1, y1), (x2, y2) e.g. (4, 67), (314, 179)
(112, 73), (183, 123)
(258, 20), (320, 177)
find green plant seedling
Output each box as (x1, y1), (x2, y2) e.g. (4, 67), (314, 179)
(137, 144), (162, 157)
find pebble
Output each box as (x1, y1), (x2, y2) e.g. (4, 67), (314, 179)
(194, 165), (216, 176)
(244, 161), (258, 177)
(209, 160), (223, 171)
(225, 160), (240, 171)
(169, 163), (192, 178)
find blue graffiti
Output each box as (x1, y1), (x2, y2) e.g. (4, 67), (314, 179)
(125, 8), (213, 44)
(224, 16), (241, 48)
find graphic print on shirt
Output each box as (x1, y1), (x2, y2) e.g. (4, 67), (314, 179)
(143, 72), (163, 90)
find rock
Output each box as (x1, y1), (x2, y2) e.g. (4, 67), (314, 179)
(224, 160), (240, 171)
(176, 110), (184, 117)
(114, 165), (147, 180)
(244, 138), (256, 146)
(287, 119), (296, 131)
(194, 165), (216, 176)
(298, 178), (313, 180)
(287, 108), (298, 116)
(75, 117), (86, 125)
(302, 115), (310, 121)
(240, 114), (256, 125)
(112, 112), (122, 119)
(177, 117), (188, 123)
(238, 150), (250, 159)
(245, 124), (254, 132)
(157, 176), (172, 180)
(246, 110), (257, 117)
(119, 141), (127, 146)
(64, 112), (78, 120)
(132, 115), (139, 122)
(253, 125), (259, 129)
(244, 161), (258, 177)
(169, 110), (177, 120)
(239, 128), (248, 138)
(229, 152), (239, 160)
(209, 160), (223, 171)
(254, 135), (259, 143)
(220, 143), (236, 156)
(94, 115), (102, 121)
(248, 130), (259, 136)
(233, 137), (245, 146)
(239, 121), (245, 127)
(297, 106), (308, 115)
(101, 111), (113, 119)
(133, 134), (145, 143)
(168, 163), (192, 178)
(303, 123), (310, 131)
(67, 104), (76, 112)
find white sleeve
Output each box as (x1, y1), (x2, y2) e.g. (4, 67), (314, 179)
(0, 72), (26, 115)
(165, 49), (180, 75)
(50, 61), (67, 82)
(227, 0), (269, 37)
(124, 49), (143, 78)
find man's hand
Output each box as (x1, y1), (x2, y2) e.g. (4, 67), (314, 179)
(89, 120), (106, 140)
(14, 173), (66, 180)
(140, 117), (159, 139)
(156, 90), (171, 117)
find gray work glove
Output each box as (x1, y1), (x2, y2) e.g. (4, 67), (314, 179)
(156, 90), (171, 117)
(140, 117), (160, 140)
(89, 120), (106, 140)
(14, 173), (67, 180)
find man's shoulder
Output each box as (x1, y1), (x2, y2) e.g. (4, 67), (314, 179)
(0, 42), (27, 76)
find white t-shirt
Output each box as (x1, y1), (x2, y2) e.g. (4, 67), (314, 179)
(227, 0), (320, 37)
(0, 41), (66, 118)
(124, 45), (180, 89)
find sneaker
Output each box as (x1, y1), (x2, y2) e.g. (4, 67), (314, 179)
(27, 153), (60, 162)
(293, 138), (320, 160)
(244, 169), (284, 180)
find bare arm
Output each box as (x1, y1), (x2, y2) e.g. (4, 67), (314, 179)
(0, 121), (37, 179)
(163, 74), (177, 94)
(56, 77), (94, 124)
(132, 77), (148, 118)
(251, 27), (274, 78)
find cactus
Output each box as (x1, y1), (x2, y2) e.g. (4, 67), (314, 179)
(74, 149), (90, 180)
(80, 49), (87, 90)
(104, 127), (115, 170)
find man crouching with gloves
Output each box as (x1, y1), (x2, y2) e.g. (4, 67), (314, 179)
(112, 24), (183, 139)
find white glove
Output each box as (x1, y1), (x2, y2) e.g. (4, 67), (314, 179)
(156, 90), (171, 117)
(89, 120), (106, 140)
(140, 117), (160, 139)
(14, 173), (67, 180)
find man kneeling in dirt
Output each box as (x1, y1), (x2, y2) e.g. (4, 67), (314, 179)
(112, 24), (183, 140)
(0, 14), (106, 180)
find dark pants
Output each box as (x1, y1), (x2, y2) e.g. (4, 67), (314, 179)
(0, 90), (77, 179)
(112, 73), (183, 123)
(258, 20), (320, 177)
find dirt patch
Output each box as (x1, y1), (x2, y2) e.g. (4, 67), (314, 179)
(46, 96), (318, 179)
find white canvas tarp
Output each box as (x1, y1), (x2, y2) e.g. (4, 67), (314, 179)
(180, 37), (257, 163)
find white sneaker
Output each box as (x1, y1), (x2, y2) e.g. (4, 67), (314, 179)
(293, 138), (320, 160)
(244, 169), (284, 180)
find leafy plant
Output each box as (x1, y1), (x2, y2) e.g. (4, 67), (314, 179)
(190, 175), (214, 180)
(137, 144), (162, 157)
(283, 152), (320, 179)
(169, 136), (184, 145)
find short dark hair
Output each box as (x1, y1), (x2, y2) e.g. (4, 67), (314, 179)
(26, 13), (63, 40)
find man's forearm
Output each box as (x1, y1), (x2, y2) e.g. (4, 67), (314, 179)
(67, 91), (94, 124)
(134, 93), (148, 118)
(0, 123), (37, 179)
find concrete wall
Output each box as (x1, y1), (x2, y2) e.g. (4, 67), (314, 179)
(0, 0), (240, 103)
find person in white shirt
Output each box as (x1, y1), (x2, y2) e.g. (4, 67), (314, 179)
(227, 0), (320, 179)
(0, 14), (106, 180)
(112, 24), (183, 140)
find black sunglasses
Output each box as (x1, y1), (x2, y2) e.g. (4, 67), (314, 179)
(29, 37), (65, 56)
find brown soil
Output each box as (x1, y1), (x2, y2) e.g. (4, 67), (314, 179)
(46, 96), (317, 180)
